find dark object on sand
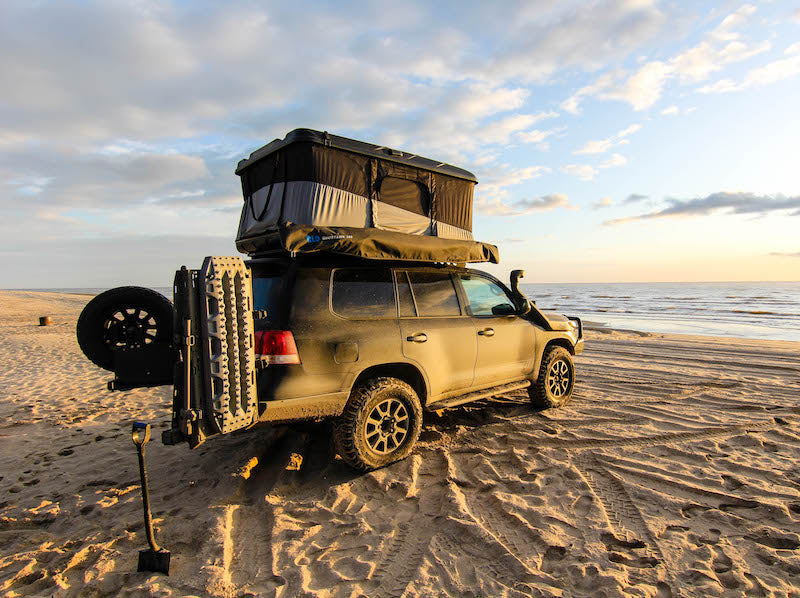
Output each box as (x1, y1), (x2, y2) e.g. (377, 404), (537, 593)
(39, 316), (52, 326)
(132, 422), (170, 575)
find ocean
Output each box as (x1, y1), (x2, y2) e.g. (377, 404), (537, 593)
(19, 281), (800, 342)
(521, 281), (800, 342)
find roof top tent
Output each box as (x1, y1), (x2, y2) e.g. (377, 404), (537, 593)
(234, 128), (499, 264)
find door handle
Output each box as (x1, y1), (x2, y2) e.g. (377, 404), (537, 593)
(478, 328), (495, 337)
(406, 333), (428, 343)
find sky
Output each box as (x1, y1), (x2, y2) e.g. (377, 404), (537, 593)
(1, 0), (799, 288)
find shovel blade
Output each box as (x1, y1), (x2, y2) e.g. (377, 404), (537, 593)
(138, 549), (170, 575)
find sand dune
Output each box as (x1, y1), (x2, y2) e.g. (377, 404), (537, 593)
(1, 290), (799, 597)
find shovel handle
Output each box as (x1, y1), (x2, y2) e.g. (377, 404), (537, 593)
(132, 421), (151, 447)
(132, 422), (160, 552)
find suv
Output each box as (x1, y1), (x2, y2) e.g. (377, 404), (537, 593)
(78, 255), (583, 471)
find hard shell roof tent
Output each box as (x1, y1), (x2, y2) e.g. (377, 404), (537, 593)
(234, 128), (498, 264)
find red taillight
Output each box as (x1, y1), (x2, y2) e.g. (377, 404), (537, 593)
(254, 330), (300, 364)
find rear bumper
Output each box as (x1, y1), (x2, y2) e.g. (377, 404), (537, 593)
(256, 391), (348, 424)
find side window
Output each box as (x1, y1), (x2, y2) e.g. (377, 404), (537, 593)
(331, 269), (396, 319)
(407, 271), (461, 317)
(460, 275), (516, 316)
(396, 271), (416, 317)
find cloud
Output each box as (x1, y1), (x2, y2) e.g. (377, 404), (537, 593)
(661, 105), (679, 115)
(482, 193), (575, 216)
(699, 52), (800, 93)
(561, 5), (769, 112)
(605, 192), (800, 225)
(593, 197), (613, 209)
(562, 152), (625, 181)
(670, 39), (770, 83)
(474, 164), (551, 213)
(0, 1), (667, 147)
(625, 193), (649, 203)
(710, 4), (756, 41)
(561, 164), (598, 181)
(574, 123), (641, 155)
(617, 124), (642, 138)
(770, 251), (800, 258)
(602, 60), (672, 110)
(516, 129), (554, 144)
(600, 153), (627, 168)
(574, 139), (615, 155)
(513, 193), (574, 213)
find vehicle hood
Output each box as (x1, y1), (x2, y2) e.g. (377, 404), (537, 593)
(540, 311), (572, 331)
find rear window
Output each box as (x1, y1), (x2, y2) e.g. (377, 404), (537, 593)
(331, 269), (396, 319)
(252, 276), (284, 313)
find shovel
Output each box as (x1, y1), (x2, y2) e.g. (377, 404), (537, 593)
(132, 422), (170, 574)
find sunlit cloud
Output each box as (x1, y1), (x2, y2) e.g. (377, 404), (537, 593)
(574, 123), (640, 154)
(561, 164), (599, 181)
(600, 153), (627, 168)
(561, 5), (769, 112)
(593, 197), (613, 209)
(481, 193), (575, 216)
(605, 192), (800, 225)
(699, 51), (800, 93)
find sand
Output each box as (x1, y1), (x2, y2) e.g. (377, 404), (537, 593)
(1, 289), (799, 598)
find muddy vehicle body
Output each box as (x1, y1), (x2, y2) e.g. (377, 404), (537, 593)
(76, 129), (583, 470)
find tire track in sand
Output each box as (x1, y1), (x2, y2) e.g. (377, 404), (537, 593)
(367, 449), (448, 598)
(574, 453), (681, 598)
(527, 420), (788, 451)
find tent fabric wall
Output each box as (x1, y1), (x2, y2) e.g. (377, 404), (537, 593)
(235, 128), (493, 262)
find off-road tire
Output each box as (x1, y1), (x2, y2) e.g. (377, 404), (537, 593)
(76, 286), (174, 371)
(530, 345), (575, 409)
(334, 377), (422, 472)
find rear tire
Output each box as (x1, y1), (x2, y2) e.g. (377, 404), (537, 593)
(334, 377), (422, 472)
(530, 345), (575, 408)
(76, 286), (174, 371)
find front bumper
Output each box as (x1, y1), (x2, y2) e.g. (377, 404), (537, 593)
(568, 316), (584, 355)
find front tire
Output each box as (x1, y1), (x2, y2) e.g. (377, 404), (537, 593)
(530, 345), (575, 408)
(334, 377), (422, 472)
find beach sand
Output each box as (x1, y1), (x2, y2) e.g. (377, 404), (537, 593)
(1, 289), (799, 597)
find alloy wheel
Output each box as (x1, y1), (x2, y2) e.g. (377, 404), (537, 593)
(363, 397), (409, 454)
(547, 359), (571, 398)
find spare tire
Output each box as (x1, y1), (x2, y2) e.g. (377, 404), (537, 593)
(76, 286), (174, 371)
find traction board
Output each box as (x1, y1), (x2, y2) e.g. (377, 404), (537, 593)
(199, 256), (257, 434)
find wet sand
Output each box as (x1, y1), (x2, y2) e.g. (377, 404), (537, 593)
(1, 290), (799, 597)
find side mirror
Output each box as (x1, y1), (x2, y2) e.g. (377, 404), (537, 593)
(491, 304), (516, 316)
(510, 269), (531, 315)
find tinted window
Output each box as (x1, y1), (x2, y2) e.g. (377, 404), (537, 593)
(407, 272), (461, 317)
(395, 271), (417, 317)
(332, 269), (395, 319)
(252, 276), (284, 313)
(460, 275), (516, 316)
